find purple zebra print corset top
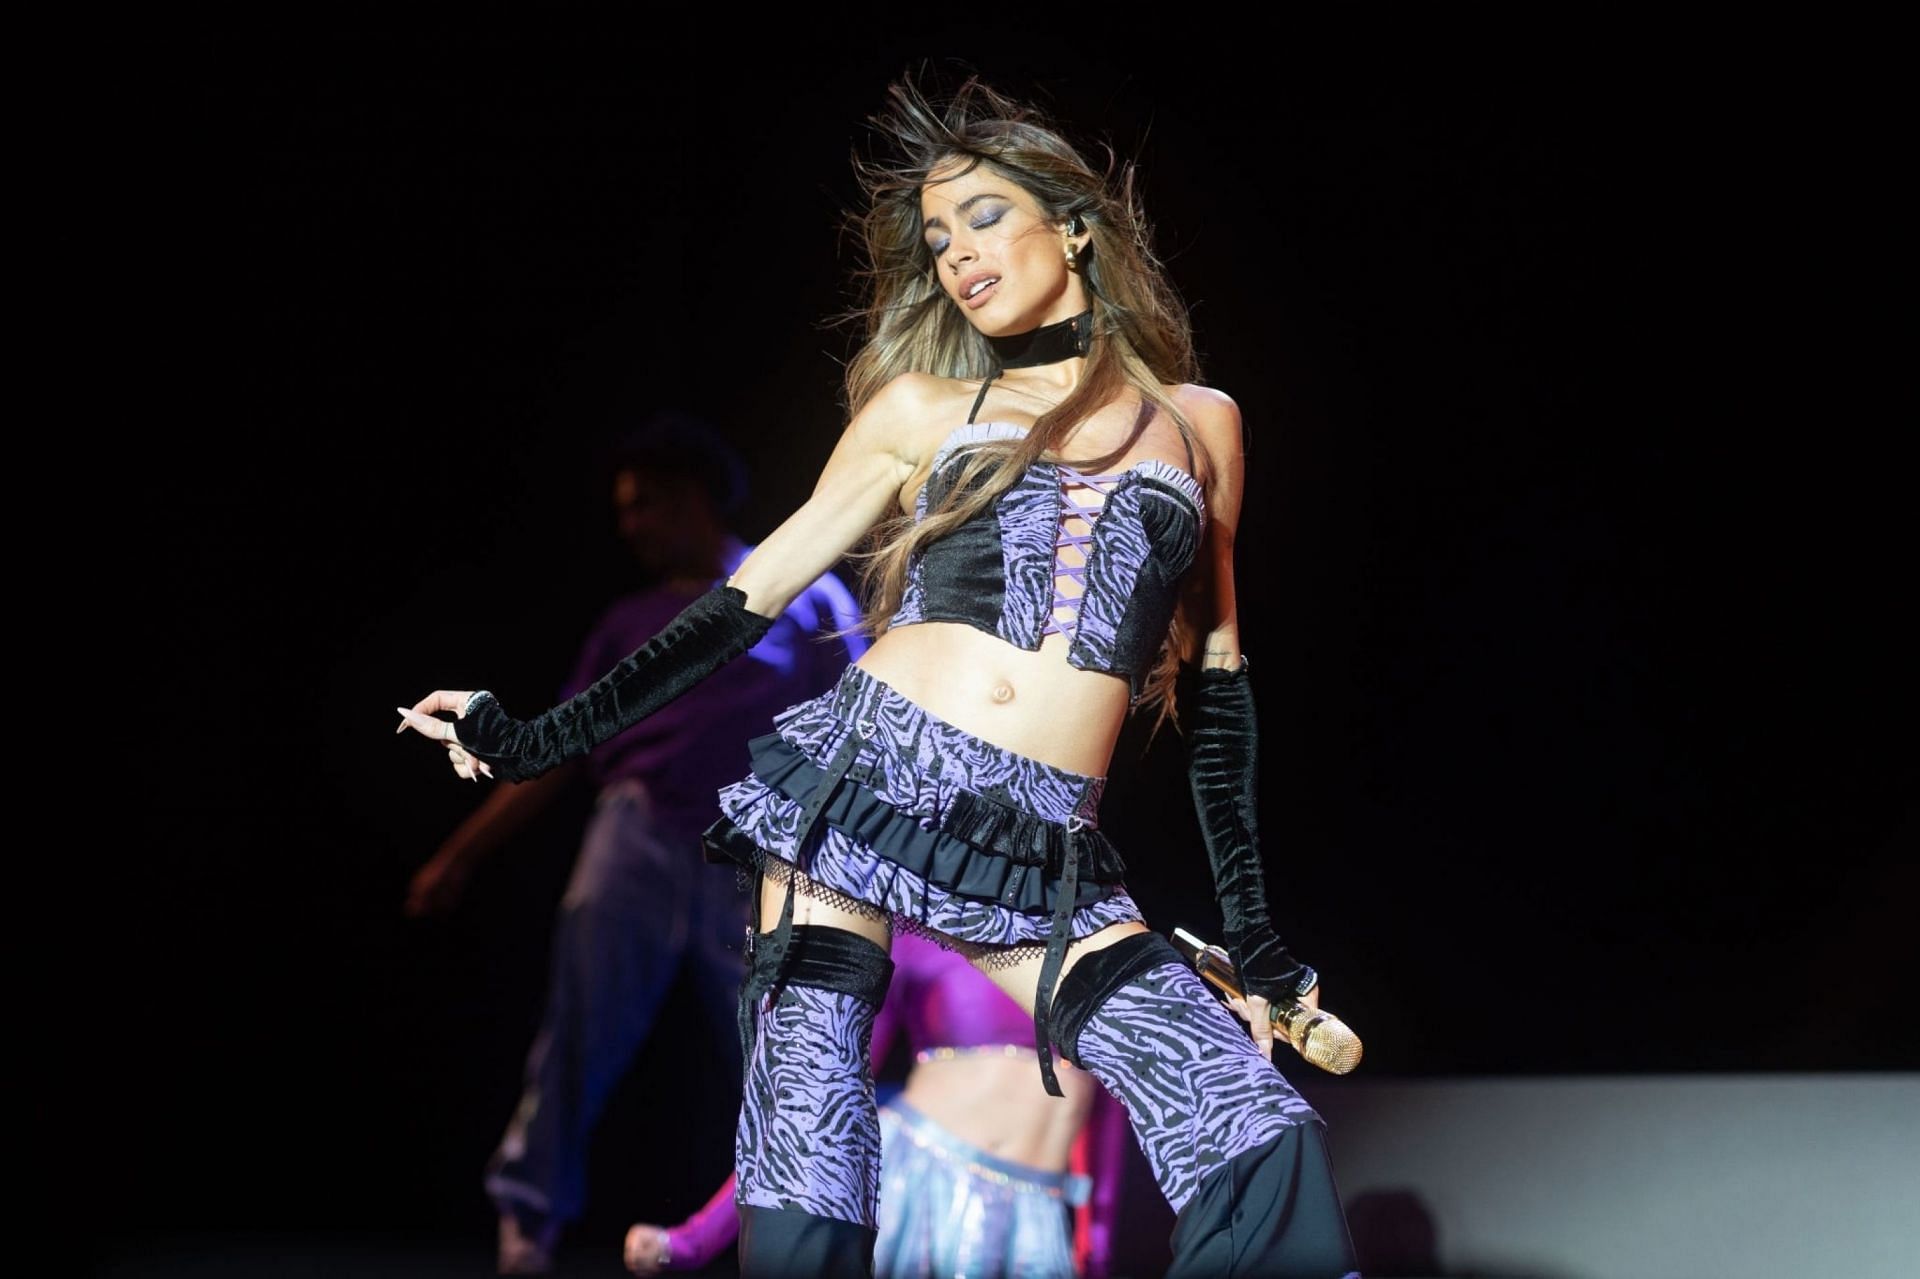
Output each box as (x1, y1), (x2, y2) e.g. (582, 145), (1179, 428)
(886, 421), (1208, 699)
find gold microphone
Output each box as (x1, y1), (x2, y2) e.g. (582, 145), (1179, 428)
(1170, 927), (1364, 1075)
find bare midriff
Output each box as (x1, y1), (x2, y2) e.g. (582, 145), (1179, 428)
(855, 621), (1131, 778)
(898, 1053), (1098, 1171)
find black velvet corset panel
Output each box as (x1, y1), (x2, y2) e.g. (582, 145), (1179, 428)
(884, 422), (1207, 699)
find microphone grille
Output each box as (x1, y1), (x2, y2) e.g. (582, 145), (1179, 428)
(1295, 1012), (1365, 1075)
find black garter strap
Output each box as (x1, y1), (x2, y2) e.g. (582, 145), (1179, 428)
(1031, 822), (1084, 1098)
(1049, 931), (1184, 1065)
(721, 711), (1108, 1098)
(738, 719), (871, 1064)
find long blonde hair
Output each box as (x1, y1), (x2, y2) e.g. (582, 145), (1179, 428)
(845, 76), (1207, 720)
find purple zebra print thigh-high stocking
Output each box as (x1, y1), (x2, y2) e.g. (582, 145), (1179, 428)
(735, 924), (894, 1278)
(1052, 933), (1360, 1278)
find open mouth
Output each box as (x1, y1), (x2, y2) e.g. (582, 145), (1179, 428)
(963, 276), (1001, 307)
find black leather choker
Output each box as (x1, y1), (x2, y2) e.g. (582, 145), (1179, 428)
(987, 309), (1094, 368)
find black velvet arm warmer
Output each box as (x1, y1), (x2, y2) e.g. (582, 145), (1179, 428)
(1182, 657), (1317, 1004)
(454, 584), (775, 784)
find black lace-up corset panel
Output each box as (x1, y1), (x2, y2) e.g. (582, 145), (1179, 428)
(885, 421), (1206, 699)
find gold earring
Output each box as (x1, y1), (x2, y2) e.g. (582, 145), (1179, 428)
(1064, 236), (1079, 270)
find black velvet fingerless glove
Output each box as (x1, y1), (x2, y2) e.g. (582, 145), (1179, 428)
(456, 584), (775, 784)
(1182, 657), (1318, 1004)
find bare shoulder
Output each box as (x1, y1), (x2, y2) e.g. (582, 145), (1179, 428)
(1166, 383), (1245, 479)
(852, 371), (992, 468)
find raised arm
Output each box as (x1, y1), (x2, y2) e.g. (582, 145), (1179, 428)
(722, 375), (928, 619)
(1175, 388), (1320, 1059)
(397, 377), (931, 782)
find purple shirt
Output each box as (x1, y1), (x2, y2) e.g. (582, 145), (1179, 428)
(558, 540), (865, 822)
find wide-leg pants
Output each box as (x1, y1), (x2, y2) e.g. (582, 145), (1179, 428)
(485, 780), (746, 1236)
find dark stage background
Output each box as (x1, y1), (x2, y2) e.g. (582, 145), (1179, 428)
(104, 29), (1910, 1276)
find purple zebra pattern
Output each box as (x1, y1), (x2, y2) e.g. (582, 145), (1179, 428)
(715, 806), (1144, 944)
(1068, 961), (1322, 1215)
(882, 424), (1207, 675)
(715, 665), (1145, 945)
(1067, 468), (1204, 671)
(764, 663), (1104, 825)
(735, 982), (884, 1226)
(994, 464), (1059, 648)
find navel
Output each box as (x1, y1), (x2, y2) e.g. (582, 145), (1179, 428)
(989, 681), (1016, 705)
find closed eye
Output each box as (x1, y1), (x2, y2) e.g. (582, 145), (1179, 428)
(925, 205), (1009, 258)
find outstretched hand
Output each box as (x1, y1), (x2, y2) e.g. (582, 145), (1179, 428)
(395, 690), (494, 781)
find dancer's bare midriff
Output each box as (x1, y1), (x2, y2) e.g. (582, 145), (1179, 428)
(899, 1052), (1099, 1171)
(856, 622), (1130, 779)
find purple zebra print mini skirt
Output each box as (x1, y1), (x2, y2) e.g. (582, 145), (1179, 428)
(702, 662), (1144, 947)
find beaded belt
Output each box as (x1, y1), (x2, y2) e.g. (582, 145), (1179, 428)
(885, 1098), (1092, 1205)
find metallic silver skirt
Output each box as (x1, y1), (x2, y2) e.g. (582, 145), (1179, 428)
(873, 1098), (1090, 1279)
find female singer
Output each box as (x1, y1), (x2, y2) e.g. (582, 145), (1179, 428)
(401, 77), (1358, 1277)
